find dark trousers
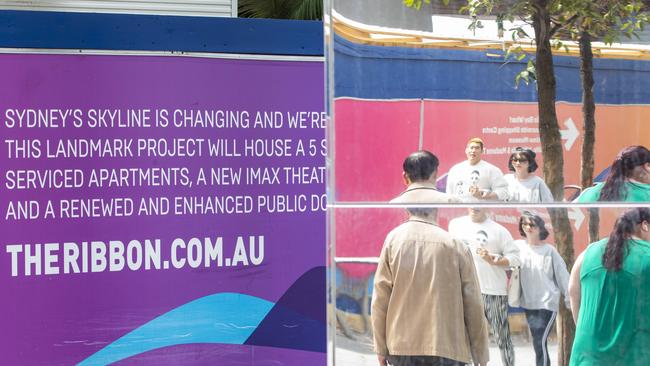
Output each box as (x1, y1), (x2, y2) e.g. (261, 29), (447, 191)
(386, 355), (466, 366)
(525, 308), (557, 366)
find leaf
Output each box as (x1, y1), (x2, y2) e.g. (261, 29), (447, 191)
(515, 70), (530, 88)
(403, 0), (420, 9)
(526, 59), (536, 75)
(516, 27), (530, 38)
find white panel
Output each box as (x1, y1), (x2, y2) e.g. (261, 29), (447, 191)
(0, 0), (236, 17)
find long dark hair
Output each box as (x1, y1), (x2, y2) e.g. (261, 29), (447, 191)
(599, 146), (650, 201)
(603, 207), (650, 271)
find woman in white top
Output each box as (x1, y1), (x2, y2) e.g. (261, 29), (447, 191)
(515, 211), (570, 366)
(504, 147), (554, 202)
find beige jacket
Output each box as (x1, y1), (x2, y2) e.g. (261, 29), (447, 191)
(371, 218), (489, 364)
(390, 182), (460, 204)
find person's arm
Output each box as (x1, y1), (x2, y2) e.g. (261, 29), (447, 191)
(458, 242), (490, 366)
(490, 167), (510, 201)
(574, 185), (598, 203)
(539, 179), (555, 202)
(499, 229), (520, 267)
(551, 247), (572, 309)
(568, 251), (586, 323)
(371, 241), (393, 360)
(477, 249), (511, 266)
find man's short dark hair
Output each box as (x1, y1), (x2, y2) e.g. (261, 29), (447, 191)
(406, 207), (437, 218)
(403, 150), (440, 182)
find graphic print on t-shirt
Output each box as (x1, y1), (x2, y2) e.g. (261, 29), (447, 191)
(474, 230), (488, 248)
(455, 181), (465, 196)
(462, 230), (489, 254)
(470, 170), (480, 187)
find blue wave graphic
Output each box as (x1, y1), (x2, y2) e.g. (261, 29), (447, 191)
(78, 293), (274, 366)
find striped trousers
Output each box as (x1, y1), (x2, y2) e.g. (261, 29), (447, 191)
(482, 294), (515, 366)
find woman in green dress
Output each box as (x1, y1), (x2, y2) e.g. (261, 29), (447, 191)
(575, 145), (650, 202)
(568, 208), (650, 365)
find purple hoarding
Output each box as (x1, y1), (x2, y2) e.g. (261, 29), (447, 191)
(0, 53), (326, 365)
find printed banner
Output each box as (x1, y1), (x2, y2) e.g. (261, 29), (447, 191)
(333, 98), (642, 276)
(335, 98), (650, 202)
(0, 54), (326, 365)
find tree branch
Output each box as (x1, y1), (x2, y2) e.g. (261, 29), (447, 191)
(518, 14), (535, 26)
(550, 14), (579, 37)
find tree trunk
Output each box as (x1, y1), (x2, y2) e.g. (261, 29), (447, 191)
(533, 11), (564, 200)
(578, 31), (600, 243)
(579, 32), (595, 191)
(532, 5), (575, 366)
(548, 207), (576, 366)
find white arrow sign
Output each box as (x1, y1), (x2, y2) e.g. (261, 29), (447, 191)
(568, 207), (585, 230)
(560, 117), (579, 151)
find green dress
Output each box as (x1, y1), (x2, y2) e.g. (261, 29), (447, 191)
(570, 238), (650, 366)
(575, 182), (650, 202)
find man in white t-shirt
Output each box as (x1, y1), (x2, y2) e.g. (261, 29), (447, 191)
(448, 208), (520, 366)
(445, 138), (508, 202)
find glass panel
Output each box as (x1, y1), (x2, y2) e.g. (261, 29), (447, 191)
(330, 205), (646, 365)
(326, 2), (650, 365)
(328, 1), (650, 204)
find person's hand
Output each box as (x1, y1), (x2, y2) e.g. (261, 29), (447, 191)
(377, 355), (387, 366)
(469, 185), (482, 198)
(476, 248), (497, 264)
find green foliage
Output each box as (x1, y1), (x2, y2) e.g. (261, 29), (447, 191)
(515, 59), (536, 88)
(554, 0), (649, 45)
(458, 0), (649, 85)
(403, 0), (450, 10)
(452, 0), (649, 47)
(404, 0), (650, 89)
(238, 0), (322, 20)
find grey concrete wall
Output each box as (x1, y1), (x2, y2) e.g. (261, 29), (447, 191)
(332, 0), (650, 45)
(333, 0), (432, 31)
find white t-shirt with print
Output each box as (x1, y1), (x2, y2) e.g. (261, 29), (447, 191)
(448, 216), (520, 295)
(445, 160), (508, 202)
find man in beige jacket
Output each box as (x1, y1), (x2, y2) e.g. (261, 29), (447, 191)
(372, 151), (489, 366)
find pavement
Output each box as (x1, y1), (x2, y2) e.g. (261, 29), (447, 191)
(334, 331), (559, 366)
